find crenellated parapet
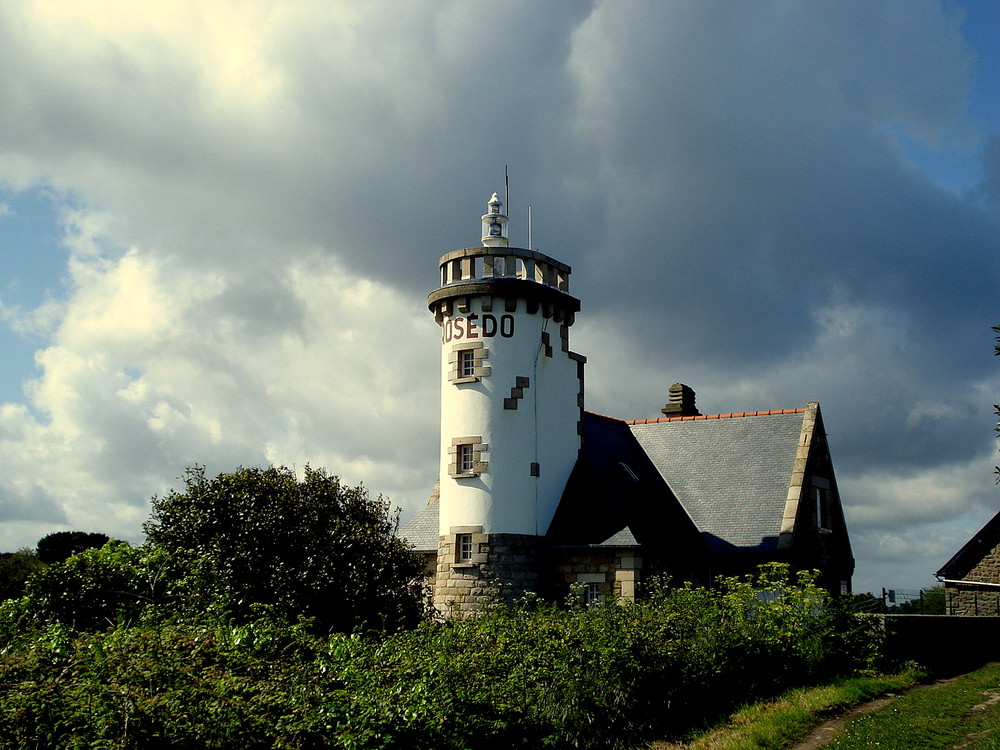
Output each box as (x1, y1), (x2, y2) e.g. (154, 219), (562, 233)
(428, 246), (579, 326)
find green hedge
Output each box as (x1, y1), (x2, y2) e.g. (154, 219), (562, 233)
(0, 565), (883, 749)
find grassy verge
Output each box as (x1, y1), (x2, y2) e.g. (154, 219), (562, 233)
(650, 667), (926, 750)
(825, 662), (1000, 750)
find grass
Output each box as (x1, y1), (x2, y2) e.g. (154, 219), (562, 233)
(649, 668), (926, 750)
(825, 662), (1000, 750)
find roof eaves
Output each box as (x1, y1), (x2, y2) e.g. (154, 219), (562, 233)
(936, 510), (1000, 579)
(626, 408), (806, 425)
(583, 410), (629, 424)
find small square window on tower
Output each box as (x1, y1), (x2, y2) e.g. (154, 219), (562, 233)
(458, 444), (475, 473)
(449, 436), (488, 477)
(458, 349), (476, 378)
(448, 342), (490, 384)
(456, 533), (473, 563)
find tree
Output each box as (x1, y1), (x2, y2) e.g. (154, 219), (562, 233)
(0, 549), (45, 601)
(143, 465), (428, 633)
(896, 585), (946, 615)
(37, 531), (111, 564)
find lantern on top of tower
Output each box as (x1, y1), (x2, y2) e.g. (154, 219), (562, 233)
(481, 192), (508, 247)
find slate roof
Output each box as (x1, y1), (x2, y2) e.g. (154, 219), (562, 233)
(546, 412), (707, 558)
(546, 412), (708, 556)
(398, 483), (440, 553)
(628, 410), (807, 555)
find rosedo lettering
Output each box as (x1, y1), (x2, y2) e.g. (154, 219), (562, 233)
(442, 314), (515, 343)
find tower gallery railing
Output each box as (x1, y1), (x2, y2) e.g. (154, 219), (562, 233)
(438, 247), (570, 293)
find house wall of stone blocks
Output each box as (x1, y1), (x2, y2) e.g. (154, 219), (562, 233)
(547, 549), (644, 603)
(943, 538), (1000, 616)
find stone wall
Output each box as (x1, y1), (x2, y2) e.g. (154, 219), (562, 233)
(548, 549), (643, 603)
(881, 615), (1000, 675)
(432, 533), (542, 618)
(960, 537), (1000, 583)
(943, 586), (1000, 617)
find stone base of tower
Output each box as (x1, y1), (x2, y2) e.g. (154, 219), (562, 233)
(433, 532), (543, 618)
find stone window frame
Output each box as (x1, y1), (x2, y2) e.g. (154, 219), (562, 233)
(448, 436), (488, 478)
(449, 525), (486, 569)
(448, 342), (490, 384)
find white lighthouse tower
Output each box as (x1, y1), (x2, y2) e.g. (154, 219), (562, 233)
(427, 192), (586, 615)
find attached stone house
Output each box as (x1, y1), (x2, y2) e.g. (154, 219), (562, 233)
(402, 395), (855, 610)
(936, 512), (1000, 616)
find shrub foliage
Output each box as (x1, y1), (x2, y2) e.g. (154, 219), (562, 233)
(143, 465), (428, 633)
(0, 563), (885, 749)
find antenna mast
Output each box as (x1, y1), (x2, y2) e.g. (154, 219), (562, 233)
(504, 165), (509, 227)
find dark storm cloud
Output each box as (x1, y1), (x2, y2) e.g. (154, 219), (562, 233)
(0, 1), (995, 592)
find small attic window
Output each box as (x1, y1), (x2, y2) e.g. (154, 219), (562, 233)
(619, 462), (639, 482)
(815, 487), (832, 532)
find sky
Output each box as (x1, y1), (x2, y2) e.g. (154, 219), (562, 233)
(0, 0), (998, 596)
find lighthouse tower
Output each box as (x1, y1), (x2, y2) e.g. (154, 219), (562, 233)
(426, 193), (586, 616)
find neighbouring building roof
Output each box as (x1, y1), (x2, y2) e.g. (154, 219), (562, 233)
(546, 412), (705, 557)
(936, 510), (1000, 582)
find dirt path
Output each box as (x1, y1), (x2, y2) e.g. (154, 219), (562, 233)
(787, 678), (958, 750)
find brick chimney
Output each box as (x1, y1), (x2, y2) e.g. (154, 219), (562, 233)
(661, 383), (700, 417)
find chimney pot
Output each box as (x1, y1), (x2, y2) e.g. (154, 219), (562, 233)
(661, 383), (700, 417)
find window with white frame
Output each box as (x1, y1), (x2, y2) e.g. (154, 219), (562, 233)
(814, 480), (832, 532)
(584, 583), (603, 607)
(458, 444), (475, 473)
(458, 349), (476, 378)
(456, 533), (473, 563)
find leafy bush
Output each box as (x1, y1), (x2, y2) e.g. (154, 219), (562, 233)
(0, 563), (887, 749)
(18, 541), (167, 631)
(144, 465), (428, 634)
(0, 549), (45, 601)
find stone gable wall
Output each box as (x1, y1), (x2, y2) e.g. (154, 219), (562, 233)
(943, 538), (1000, 616)
(964, 539), (1000, 583)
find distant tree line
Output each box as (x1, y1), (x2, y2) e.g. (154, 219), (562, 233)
(0, 531), (110, 601)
